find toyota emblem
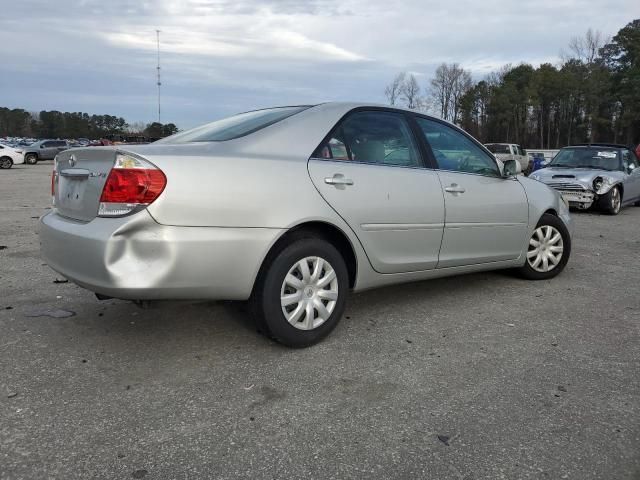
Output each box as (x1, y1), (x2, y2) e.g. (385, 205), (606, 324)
(69, 155), (76, 167)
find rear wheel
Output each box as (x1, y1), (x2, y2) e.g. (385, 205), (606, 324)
(600, 186), (622, 215)
(0, 157), (12, 169)
(250, 237), (348, 348)
(24, 153), (38, 165)
(516, 213), (571, 280)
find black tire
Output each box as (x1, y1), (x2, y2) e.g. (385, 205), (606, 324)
(0, 157), (12, 169)
(599, 185), (622, 215)
(516, 213), (571, 280)
(250, 237), (349, 348)
(24, 153), (38, 165)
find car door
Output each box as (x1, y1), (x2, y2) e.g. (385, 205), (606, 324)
(414, 117), (529, 268)
(307, 110), (445, 274)
(40, 141), (56, 159)
(622, 148), (640, 202)
(515, 145), (529, 173)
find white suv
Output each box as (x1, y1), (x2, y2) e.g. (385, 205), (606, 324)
(0, 144), (25, 169)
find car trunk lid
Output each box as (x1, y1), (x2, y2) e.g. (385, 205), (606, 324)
(53, 148), (117, 222)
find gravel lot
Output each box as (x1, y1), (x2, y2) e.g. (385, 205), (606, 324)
(1, 162), (639, 479)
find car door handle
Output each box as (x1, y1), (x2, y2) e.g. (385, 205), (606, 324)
(444, 184), (466, 194)
(325, 175), (354, 186)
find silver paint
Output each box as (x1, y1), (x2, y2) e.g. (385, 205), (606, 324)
(40, 102), (573, 301)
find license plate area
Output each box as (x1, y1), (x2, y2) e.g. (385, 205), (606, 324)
(559, 190), (594, 203)
(58, 175), (89, 212)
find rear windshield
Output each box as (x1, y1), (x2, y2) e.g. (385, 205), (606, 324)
(485, 144), (510, 154)
(156, 106), (311, 144)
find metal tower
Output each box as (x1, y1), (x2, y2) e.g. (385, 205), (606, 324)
(156, 30), (161, 124)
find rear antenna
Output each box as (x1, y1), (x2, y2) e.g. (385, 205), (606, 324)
(156, 29), (162, 124)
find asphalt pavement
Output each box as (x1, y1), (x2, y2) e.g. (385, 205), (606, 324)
(1, 162), (639, 479)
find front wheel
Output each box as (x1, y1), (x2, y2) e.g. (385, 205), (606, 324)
(516, 213), (571, 280)
(250, 237), (349, 348)
(24, 154), (38, 165)
(600, 186), (622, 215)
(0, 157), (12, 169)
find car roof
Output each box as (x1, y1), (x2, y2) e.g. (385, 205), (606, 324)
(565, 143), (628, 149)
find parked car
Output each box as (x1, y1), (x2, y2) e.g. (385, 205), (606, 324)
(529, 143), (640, 215)
(23, 140), (70, 165)
(530, 152), (546, 173)
(485, 143), (531, 175)
(0, 143), (25, 169)
(40, 103), (572, 347)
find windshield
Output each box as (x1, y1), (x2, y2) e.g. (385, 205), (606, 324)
(550, 148), (622, 171)
(485, 144), (511, 154)
(156, 106), (311, 144)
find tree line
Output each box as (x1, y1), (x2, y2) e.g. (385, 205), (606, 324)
(384, 19), (640, 148)
(0, 108), (179, 140)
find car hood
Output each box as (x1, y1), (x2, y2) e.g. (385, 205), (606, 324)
(531, 167), (626, 186)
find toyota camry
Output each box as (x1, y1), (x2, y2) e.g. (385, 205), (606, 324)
(40, 103), (573, 347)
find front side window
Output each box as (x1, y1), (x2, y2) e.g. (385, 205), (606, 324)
(622, 149), (638, 173)
(157, 106), (310, 144)
(313, 111), (420, 167)
(417, 118), (500, 177)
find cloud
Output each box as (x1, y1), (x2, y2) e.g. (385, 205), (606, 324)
(103, 28), (364, 62)
(0, 0), (637, 127)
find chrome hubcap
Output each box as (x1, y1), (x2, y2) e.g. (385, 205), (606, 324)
(280, 256), (339, 330)
(611, 188), (620, 212)
(527, 225), (564, 273)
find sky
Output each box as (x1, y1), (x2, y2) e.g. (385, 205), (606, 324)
(0, 0), (638, 129)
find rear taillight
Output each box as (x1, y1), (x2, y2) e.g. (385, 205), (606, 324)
(98, 154), (166, 217)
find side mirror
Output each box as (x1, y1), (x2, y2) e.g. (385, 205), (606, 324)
(503, 159), (518, 177)
(40, 145), (45, 148)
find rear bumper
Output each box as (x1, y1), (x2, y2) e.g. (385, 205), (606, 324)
(39, 210), (283, 300)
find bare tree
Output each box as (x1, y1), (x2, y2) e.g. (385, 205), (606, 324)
(126, 121), (147, 134)
(568, 28), (609, 64)
(384, 72), (406, 106)
(429, 63), (473, 123)
(401, 74), (422, 110)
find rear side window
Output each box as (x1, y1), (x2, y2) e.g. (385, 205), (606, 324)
(313, 111), (420, 167)
(485, 144), (510, 154)
(157, 106), (310, 143)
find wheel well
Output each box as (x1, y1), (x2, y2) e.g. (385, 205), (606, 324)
(259, 221), (357, 289)
(543, 208), (558, 217)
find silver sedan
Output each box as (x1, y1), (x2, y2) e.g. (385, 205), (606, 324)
(40, 103), (573, 347)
